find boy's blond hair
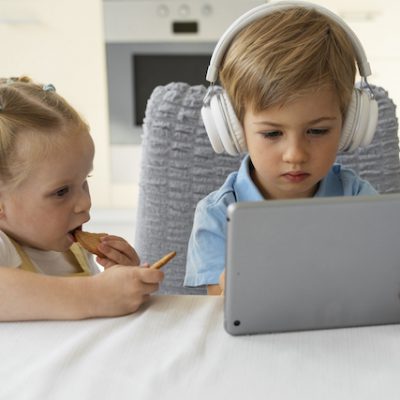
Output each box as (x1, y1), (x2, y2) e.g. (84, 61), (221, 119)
(0, 76), (90, 189)
(219, 7), (357, 122)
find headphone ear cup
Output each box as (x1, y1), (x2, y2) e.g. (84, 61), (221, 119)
(201, 102), (225, 154)
(339, 88), (378, 152)
(208, 92), (239, 156)
(220, 91), (247, 154)
(201, 87), (247, 156)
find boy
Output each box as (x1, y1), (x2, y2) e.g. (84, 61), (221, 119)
(184, 3), (378, 295)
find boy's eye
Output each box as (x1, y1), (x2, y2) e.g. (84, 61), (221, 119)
(308, 128), (329, 136)
(55, 187), (69, 197)
(261, 130), (282, 139)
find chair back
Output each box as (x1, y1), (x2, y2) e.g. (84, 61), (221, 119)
(135, 82), (400, 294)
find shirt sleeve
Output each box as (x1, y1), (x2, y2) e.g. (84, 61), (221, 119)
(184, 195), (232, 287)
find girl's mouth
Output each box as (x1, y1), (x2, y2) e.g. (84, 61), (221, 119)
(69, 226), (82, 242)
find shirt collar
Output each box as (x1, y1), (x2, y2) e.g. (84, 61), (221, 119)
(233, 156), (342, 200)
(314, 164), (343, 197)
(233, 155), (264, 202)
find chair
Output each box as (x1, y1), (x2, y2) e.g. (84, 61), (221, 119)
(336, 85), (400, 193)
(134, 82), (400, 294)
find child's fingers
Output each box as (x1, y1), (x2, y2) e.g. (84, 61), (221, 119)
(137, 267), (164, 284)
(100, 238), (138, 256)
(100, 235), (124, 241)
(98, 239), (140, 265)
(99, 248), (135, 266)
(96, 257), (115, 269)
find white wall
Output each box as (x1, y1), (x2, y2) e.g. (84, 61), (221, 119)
(1, 0), (399, 211)
(0, 0), (111, 207)
(314, 0), (400, 107)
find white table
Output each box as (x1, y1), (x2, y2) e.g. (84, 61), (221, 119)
(1, 295), (399, 400)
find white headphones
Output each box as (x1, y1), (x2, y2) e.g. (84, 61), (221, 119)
(201, 1), (378, 156)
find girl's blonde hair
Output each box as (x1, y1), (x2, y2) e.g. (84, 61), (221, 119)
(0, 76), (89, 189)
(219, 7), (357, 122)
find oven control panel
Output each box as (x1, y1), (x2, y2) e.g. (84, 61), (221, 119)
(103, 0), (268, 42)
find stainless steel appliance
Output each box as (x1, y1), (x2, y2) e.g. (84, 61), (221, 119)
(103, 0), (266, 144)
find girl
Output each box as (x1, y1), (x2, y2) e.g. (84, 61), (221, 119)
(0, 77), (163, 320)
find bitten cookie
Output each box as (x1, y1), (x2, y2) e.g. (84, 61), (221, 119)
(74, 230), (107, 257)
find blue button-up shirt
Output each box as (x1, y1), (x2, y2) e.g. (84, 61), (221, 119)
(184, 155), (378, 287)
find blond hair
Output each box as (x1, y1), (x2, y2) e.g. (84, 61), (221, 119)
(0, 76), (89, 189)
(219, 7), (357, 122)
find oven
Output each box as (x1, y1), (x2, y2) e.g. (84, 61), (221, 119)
(103, 0), (266, 144)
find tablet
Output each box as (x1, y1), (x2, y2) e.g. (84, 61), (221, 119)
(225, 194), (400, 335)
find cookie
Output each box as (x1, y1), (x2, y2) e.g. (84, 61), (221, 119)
(74, 230), (107, 257)
(150, 251), (176, 269)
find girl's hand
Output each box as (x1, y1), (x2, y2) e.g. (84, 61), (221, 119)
(95, 235), (140, 268)
(88, 265), (164, 317)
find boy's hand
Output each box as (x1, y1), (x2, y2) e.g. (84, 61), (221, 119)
(207, 270), (226, 296)
(219, 270), (225, 296)
(95, 235), (140, 268)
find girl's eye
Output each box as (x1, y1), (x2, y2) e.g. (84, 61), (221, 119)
(308, 128), (329, 136)
(55, 187), (69, 197)
(261, 130), (282, 139)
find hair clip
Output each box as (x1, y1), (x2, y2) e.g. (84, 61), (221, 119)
(6, 78), (17, 84)
(42, 83), (56, 92)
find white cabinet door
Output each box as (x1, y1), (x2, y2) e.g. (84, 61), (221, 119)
(0, 0), (111, 207)
(304, 0), (400, 108)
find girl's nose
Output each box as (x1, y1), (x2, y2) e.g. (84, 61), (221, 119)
(74, 189), (91, 214)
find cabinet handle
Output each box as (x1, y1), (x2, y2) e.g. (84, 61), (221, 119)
(338, 11), (379, 21)
(0, 18), (41, 26)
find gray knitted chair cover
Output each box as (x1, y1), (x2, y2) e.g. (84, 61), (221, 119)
(135, 82), (400, 295)
(336, 85), (400, 193)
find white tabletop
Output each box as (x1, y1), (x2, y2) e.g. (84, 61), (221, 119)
(0, 295), (399, 400)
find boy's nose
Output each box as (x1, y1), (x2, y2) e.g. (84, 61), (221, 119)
(282, 138), (308, 164)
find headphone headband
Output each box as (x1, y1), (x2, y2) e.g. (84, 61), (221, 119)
(206, 1), (371, 83)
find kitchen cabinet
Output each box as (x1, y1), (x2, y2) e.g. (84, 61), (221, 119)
(307, 0), (400, 107)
